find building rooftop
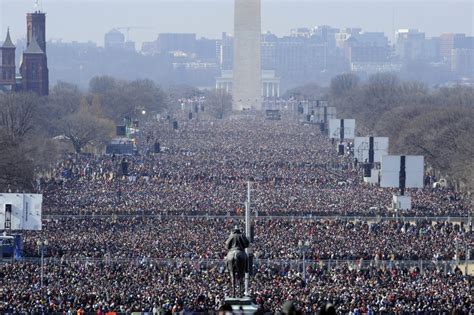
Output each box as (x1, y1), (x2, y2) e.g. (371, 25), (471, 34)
(2, 28), (15, 48)
(107, 29), (123, 35)
(24, 36), (44, 54)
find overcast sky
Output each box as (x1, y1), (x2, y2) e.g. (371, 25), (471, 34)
(1, 0), (473, 48)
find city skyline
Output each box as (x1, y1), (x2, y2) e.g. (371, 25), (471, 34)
(1, 0), (473, 48)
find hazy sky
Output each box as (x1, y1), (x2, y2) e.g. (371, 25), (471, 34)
(1, 0), (473, 48)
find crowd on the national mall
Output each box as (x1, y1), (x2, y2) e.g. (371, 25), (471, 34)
(1, 118), (472, 314)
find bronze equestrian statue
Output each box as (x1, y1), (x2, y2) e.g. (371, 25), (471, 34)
(225, 225), (250, 297)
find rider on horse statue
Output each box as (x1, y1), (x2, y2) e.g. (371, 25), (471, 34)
(225, 225), (250, 297)
(226, 225), (250, 254)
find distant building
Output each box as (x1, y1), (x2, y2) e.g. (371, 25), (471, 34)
(173, 62), (218, 70)
(20, 36), (49, 95)
(438, 33), (473, 61)
(261, 70), (281, 98)
(351, 62), (402, 75)
(423, 38), (441, 61)
(142, 34), (202, 57)
(275, 36), (327, 74)
(290, 28), (312, 38)
(335, 28), (362, 49)
(141, 41), (158, 55)
(396, 29), (426, 61)
(312, 25), (339, 50)
(20, 11), (49, 95)
(216, 69), (280, 98)
(343, 32), (389, 64)
(437, 33), (474, 75)
(195, 37), (218, 62)
(0, 10), (49, 95)
(218, 32), (233, 70)
(351, 32), (388, 47)
(218, 26), (344, 84)
(0, 29), (16, 92)
(348, 45), (388, 63)
(261, 32), (278, 70)
(104, 29), (125, 50)
(124, 41), (136, 52)
(157, 33), (196, 54)
(451, 49), (474, 77)
(27, 11), (46, 53)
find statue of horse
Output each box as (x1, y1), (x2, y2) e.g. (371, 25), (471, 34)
(224, 226), (250, 298)
(225, 247), (248, 297)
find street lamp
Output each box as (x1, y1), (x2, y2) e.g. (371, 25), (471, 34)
(36, 239), (48, 288)
(298, 240), (310, 283)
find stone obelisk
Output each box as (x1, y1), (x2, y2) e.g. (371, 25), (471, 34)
(233, 0), (262, 111)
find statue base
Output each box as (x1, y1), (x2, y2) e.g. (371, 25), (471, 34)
(224, 296), (258, 313)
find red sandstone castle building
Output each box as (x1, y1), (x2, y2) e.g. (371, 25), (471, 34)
(0, 11), (49, 95)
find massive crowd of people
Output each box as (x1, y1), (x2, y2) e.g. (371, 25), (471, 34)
(22, 218), (471, 261)
(1, 116), (472, 313)
(1, 261), (471, 313)
(40, 119), (468, 217)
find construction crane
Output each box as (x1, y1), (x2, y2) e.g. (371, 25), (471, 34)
(116, 26), (154, 41)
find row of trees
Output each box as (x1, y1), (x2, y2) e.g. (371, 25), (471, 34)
(328, 73), (474, 192)
(8, 72), (470, 192)
(165, 84), (232, 119)
(0, 77), (170, 191)
(0, 93), (55, 191)
(0, 76), (235, 191)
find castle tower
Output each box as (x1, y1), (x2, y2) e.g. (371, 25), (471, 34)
(0, 29), (16, 89)
(21, 10), (49, 95)
(27, 11), (46, 53)
(232, 0), (262, 111)
(20, 36), (49, 95)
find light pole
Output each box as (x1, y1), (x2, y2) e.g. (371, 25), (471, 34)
(244, 181), (252, 297)
(466, 200), (472, 275)
(37, 239), (48, 288)
(298, 240), (310, 283)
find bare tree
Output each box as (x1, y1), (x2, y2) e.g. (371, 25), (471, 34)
(329, 73), (360, 98)
(329, 75), (474, 192)
(0, 129), (35, 192)
(284, 83), (327, 100)
(89, 76), (169, 122)
(0, 92), (59, 191)
(59, 98), (114, 153)
(205, 89), (232, 119)
(0, 92), (40, 141)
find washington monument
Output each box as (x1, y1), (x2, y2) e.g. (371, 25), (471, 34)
(233, 0), (262, 111)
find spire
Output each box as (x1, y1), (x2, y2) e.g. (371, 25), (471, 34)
(24, 36), (44, 54)
(2, 28), (15, 48)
